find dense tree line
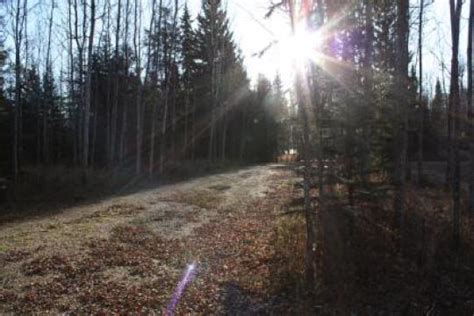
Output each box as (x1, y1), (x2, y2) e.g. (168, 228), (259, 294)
(0, 0), (290, 182)
(2, 0), (474, 312)
(266, 0), (472, 296)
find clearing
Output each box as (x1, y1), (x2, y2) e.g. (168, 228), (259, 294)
(0, 164), (300, 314)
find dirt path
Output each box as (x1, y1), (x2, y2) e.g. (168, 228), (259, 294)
(0, 164), (298, 314)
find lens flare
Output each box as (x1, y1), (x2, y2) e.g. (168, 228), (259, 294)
(165, 261), (197, 316)
(266, 28), (324, 81)
(280, 29), (323, 64)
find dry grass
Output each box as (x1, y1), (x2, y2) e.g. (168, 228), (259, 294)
(272, 214), (306, 289)
(0, 164), (290, 314)
(170, 189), (224, 210)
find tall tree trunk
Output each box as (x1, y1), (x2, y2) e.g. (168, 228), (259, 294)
(191, 97), (196, 162)
(91, 88), (98, 166)
(119, 0), (130, 166)
(110, 0), (122, 167)
(104, 0), (112, 167)
(43, 0), (55, 165)
(239, 104), (247, 162)
(159, 0), (179, 174)
(67, 0), (77, 166)
(393, 0), (410, 230)
(83, 0), (95, 169)
(287, 0), (318, 297)
(136, 0), (156, 176)
(441, 62), (450, 168)
(362, 0), (374, 183)
(469, 0), (474, 214)
(417, 0), (425, 185)
(13, 0), (26, 184)
(134, 0), (140, 174)
(208, 1), (217, 163)
(149, 0), (163, 176)
(73, 0), (85, 167)
(449, 0), (463, 246)
(36, 87), (41, 165)
(184, 93), (189, 159)
(221, 112), (227, 161)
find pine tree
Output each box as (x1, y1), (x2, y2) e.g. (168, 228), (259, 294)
(180, 5), (196, 90)
(195, 0), (235, 161)
(22, 66), (42, 164)
(42, 65), (63, 164)
(431, 80), (445, 136)
(179, 4), (197, 160)
(189, 0), (249, 161)
(272, 73), (289, 156)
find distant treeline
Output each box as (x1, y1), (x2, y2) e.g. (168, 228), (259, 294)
(0, 0), (290, 181)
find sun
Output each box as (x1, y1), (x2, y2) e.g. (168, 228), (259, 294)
(249, 27), (325, 86)
(266, 28), (324, 81)
(279, 29), (323, 65)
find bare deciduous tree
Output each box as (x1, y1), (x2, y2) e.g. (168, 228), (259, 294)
(12, 0), (27, 184)
(83, 0), (96, 168)
(449, 0), (463, 246)
(417, 0), (424, 185)
(468, 0), (474, 214)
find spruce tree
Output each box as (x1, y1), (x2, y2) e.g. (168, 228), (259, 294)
(194, 0), (248, 161)
(431, 80), (445, 135)
(22, 66), (42, 164)
(272, 73), (289, 156)
(179, 4), (197, 159)
(180, 4), (196, 91)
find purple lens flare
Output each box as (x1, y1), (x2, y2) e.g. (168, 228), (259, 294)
(164, 261), (197, 315)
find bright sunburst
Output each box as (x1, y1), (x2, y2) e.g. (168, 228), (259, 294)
(278, 28), (323, 66)
(257, 27), (325, 83)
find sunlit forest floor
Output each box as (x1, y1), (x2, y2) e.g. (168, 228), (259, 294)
(1, 163), (474, 314)
(0, 165), (305, 314)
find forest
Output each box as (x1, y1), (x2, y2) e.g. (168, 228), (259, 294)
(1, 0), (474, 314)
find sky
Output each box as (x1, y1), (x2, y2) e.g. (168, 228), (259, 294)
(187, 0), (291, 85)
(187, 0), (469, 95)
(1, 0), (470, 96)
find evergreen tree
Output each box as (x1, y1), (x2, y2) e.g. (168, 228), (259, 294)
(194, 0), (248, 161)
(179, 4), (197, 159)
(22, 66), (42, 164)
(195, 0), (232, 160)
(180, 4), (196, 88)
(271, 73), (289, 156)
(419, 79), (443, 160)
(431, 79), (445, 135)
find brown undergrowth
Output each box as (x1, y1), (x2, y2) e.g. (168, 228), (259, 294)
(3, 164), (474, 314)
(276, 171), (474, 314)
